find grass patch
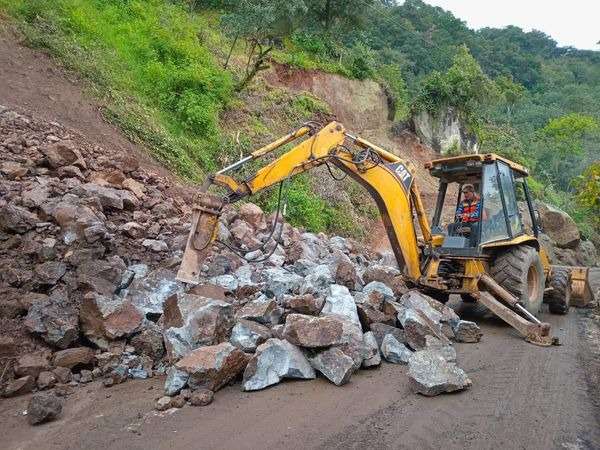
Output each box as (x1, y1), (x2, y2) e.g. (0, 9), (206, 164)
(1, 0), (233, 179)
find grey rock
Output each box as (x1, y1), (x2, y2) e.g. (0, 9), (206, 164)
(79, 369), (93, 383)
(398, 307), (449, 351)
(453, 320), (483, 343)
(230, 319), (272, 353)
(242, 339), (315, 391)
(164, 367), (189, 396)
(24, 295), (79, 349)
(142, 239), (169, 252)
(309, 347), (355, 386)
(362, 281), (395, 300)
(127, 268), (183, 316)
(209, 274), (239, 291)
(162, 294), (234, 360)
(261, 267), (303, 298)
(408, 349), (472, 396)
(424, 336), (457, 362)
(381, 334), (413, 364)
(27, 392), (63, 425)
(322, 284), (360, 326)
(37, 371), (57, 390)
(362, 331), (381, 368)
(299, 264), (334, 295)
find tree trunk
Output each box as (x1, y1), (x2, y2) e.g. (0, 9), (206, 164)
(223, 33), (239, 69)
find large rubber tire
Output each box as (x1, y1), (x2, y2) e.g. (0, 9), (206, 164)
(490, 245), (545, 315)
(545, 267), (571, 315)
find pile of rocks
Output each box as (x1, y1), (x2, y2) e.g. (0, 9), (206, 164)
(0, 105), (191, 401)
(0, 105), (478, 421)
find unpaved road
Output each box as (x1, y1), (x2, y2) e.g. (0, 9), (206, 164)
(2, 306), (599, 450)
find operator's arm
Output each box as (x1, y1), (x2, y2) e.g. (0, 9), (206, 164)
(455, 202), (465, 222)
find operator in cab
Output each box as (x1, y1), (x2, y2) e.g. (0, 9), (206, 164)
(455, 184), (482, 224)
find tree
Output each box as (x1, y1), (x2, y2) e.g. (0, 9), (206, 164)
(304, 0), (375, 31)
(536, 113), (599, 190)
(413, 45), (499, 125)
(495, 74), (525, 118)
(221, 0), (307, 91)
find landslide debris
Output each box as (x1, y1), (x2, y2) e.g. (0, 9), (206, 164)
(1, 105), (477, 422)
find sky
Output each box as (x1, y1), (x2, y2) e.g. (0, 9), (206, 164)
(423, 0), (600, 50)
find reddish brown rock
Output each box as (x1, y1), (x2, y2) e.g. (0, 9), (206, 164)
(80, 293), (143, 348)
(37, 371), (57, 390)
(3, 375), (35, 397)
(0, 203), (38, 233)
(356, 303), (396, 330)
(283, 314), (345, 348)
(14, 353), (50, 378)
(41, 140), (85, 168)
(281, 294), (324, 316)
(175, 343), (250, 392)
(190, 389), (214, 406)
(238, 203), (267, 230)
(52, 347), (95, 369)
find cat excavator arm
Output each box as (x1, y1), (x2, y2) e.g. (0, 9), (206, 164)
(176, 121), (429, 284)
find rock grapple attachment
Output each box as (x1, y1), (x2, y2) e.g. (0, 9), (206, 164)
(176, 193), (225, 284)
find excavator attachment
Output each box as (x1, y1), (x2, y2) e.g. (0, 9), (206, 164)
(479, 274), (557, 346)
(567, 266), (594, 307)
(177, 193), (224, 284)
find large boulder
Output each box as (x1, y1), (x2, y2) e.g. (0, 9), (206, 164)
(162, 293), (234, 360)
(80, 293), (143, 349)
(283, 314), (348, 348)
(321, 284), (361, 326)
(175, 343), (250, 392)
(370, 323), (406, 348)
(308, 347), (355, 386)
(3, 376), (35, 397)
(126, 268), (184, 316)
(399, 307), (449, 351)
(242, 339), (315, 391)
(164, 367), (189, 396)
(407, 349), (472, 396)
(537, 203), (580, 249)
(238, 203), (267, 230)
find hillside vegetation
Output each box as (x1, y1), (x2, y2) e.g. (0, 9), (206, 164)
(1, 0), (598, 241)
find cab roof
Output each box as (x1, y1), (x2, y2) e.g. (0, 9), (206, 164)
(425, 153), (529, 179)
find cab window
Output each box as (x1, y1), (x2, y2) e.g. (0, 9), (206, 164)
(498, 162), (523, 236)
(481, 164), (509, 243)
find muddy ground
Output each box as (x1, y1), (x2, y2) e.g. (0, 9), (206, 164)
(2, 304), (599, 450)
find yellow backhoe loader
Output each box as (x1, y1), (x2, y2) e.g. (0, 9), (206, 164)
(176, 121), (593, 346)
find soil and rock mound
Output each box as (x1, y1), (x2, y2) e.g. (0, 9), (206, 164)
(1, 105), (483, 421)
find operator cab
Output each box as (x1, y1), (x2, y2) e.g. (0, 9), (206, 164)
(426, 154), (539, 257)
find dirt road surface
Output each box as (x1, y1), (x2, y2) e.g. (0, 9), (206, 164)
(2, 306), (599, 450)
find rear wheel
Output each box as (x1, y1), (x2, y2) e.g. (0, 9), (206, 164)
(545, 267), (571, 315)
(490, 245), (545, 315)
